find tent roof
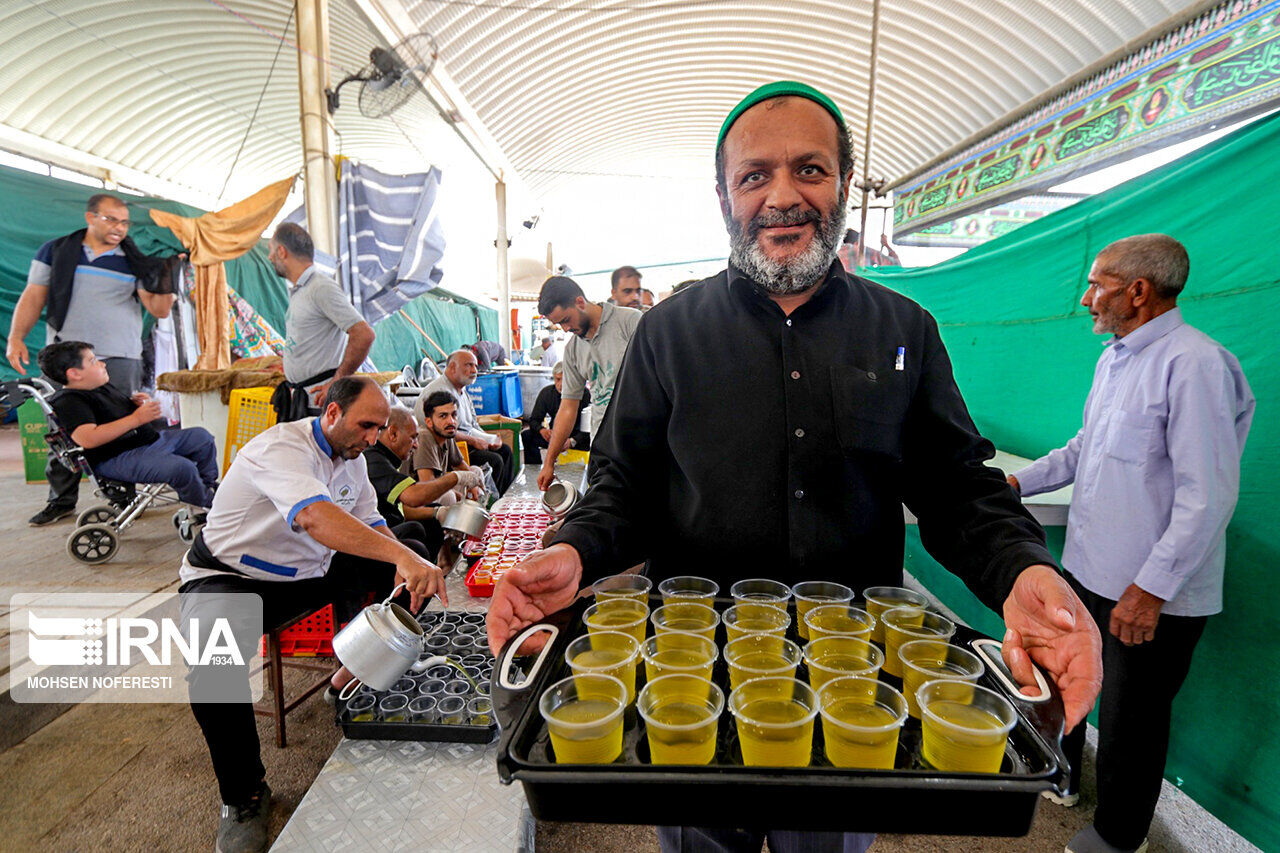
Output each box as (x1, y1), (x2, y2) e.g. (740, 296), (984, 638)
(405, 0), (1201, 193)
(0, 1), (1203, 204)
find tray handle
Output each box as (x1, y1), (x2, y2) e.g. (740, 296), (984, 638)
(496, 623), (559, 692)
(969, 638), (1072, 797)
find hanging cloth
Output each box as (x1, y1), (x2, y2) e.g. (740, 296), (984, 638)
(150, 177), (295, 369)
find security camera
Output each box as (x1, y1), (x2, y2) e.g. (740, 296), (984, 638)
(522, 214), (540, 230)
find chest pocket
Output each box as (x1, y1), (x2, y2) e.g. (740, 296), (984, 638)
(831, 365), (910, 459)
(1104, 409), (1166, 464)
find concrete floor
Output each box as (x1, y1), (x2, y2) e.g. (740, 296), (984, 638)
(0, 424), (1260, 852)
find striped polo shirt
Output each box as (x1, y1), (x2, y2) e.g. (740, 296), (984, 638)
(29, 240), (142, 359)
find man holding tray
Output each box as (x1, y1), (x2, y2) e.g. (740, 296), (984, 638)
(488, 81), (1104, 853)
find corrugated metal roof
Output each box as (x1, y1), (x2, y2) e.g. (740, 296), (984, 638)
(406, 0), (1197, 193)
(0, 0), (489, 208)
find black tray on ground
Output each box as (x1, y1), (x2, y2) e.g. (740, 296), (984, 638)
(492, 594), (1070, 837)
(335, 610), (499, 744)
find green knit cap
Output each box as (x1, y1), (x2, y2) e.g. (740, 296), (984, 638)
(717, 81), (847, 149)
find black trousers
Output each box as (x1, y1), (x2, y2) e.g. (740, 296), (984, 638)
(181, 535), (429, 806)
(469, 442), (513, 494)
(1062, 573), (1207, 849)
(392, 519), (444, 563)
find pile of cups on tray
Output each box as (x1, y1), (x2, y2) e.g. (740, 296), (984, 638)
(538, 577), (1017, 771)
(468, 500), (553, 592)
(343, 609), (495, 727)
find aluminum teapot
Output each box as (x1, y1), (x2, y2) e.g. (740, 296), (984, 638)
(541, 479), (579, 520)
(332, 583), (449, 692)
(438, 499), (491, 539)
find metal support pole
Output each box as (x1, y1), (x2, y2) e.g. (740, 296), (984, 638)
(857, 0), (883, 263)
(496, 178), (511, 350)
(296, 0), (337, 256)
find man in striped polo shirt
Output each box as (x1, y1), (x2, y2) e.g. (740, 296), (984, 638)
(6, 193), (176, 525)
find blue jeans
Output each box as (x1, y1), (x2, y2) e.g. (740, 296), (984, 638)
(656, 827), (875, 853)
(95, 427), (218, 507)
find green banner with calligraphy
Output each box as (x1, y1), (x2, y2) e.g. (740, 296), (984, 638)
(896, 193), (1085, 248)
(894, 0), (1280, 236)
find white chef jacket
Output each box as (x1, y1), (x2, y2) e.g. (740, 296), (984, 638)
(179, 417), (386, 584)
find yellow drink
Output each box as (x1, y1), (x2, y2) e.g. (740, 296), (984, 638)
(863, 586), (928, 644)
(807, 653), (878, 690)
(570, 648), (639, 704)
(881, 609), (953, 677)
(592, 573), (652, 602)
(722, 604), (791, 649)
(791, 582), (854, 641)
(734, 698), (814, 766)
(547, 699), (625, 764)
(652, 603), (719, 644)
(822, 699), (901, 769)
(805, 605), (875, 642)
(584, 601), (649, 645)
(921, 701), (1008, 773)
(903, 661), (976, 718)
(644, 646), (715, 684)
(658, 576), (719, 608)
(644, 700), (719, 765)
(729, 651), (797, 690)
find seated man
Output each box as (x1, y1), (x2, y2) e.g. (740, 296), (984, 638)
(179, 377), (444, 853)
(412, 390), (484, 504)
(363, 406), (481, 558)
(522, 362), (591, 464)
(37, 340), (217, 509)
(420, 349), (513, 493)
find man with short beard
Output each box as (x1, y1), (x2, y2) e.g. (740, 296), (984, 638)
(488, 81), (1104, 853)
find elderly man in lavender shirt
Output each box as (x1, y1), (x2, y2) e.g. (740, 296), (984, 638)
(1010, 234), (1254, 853)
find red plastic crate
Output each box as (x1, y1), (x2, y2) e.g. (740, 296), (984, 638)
(259, 604), (337, 657)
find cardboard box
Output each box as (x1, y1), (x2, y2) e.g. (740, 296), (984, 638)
(478, 414), (523, 473)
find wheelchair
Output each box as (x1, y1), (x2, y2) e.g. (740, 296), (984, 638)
(7, 378), (202, 565)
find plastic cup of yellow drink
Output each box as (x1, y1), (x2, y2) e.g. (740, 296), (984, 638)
(918, 680), (1016, 774)
(641, 631), (717, 684)
(803, 636), (884, 691)
(728, 676), (817, 767)
(804, 604), (876, 643)
(725, 634), (802, 691)
(790, 581), (854, 641)
(862, 586), (929, 644)
(565, 630), (641, 705)
(898, 639), (985, 719)
(583, 599), (650, 645)
(817, 676), (908, 769)
(880, 607), (955, 678)
(591, 573), (652, 602)
(722, 604), (791, 652)
(657, 576), (720, 608)
(638, 674), (724, 765)
(651, 602), (720, 645)
(539, 673), (628, 764)
(729, 579), (792, 618)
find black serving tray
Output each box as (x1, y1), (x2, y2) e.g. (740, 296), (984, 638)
(492, 594), (1071, 837)
(336, 609), (499, 744)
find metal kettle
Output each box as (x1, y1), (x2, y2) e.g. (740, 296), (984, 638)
(541, 479), (579, 520)
(332, 583), (449, 692)
(437, 499), (491, 539)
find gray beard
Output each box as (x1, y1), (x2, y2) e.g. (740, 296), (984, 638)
(727, 203), (846, 295)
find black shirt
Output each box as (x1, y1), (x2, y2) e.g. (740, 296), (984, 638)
(553, 262), (1053, 613)
(362, 441), (416, 527)
(52, 385), (158, 468)
(524, 383), (591, 448)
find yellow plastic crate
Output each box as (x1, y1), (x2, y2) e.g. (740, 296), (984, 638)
(556, 449), (590, 465)
(223, 386), (278, 473)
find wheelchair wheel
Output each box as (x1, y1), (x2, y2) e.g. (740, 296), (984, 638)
(173, 509), (199, 543)
(66, 523), (119, 565)
(77, 505), (116, 527)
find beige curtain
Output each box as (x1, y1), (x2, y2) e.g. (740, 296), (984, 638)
(150, 177), (295, 369)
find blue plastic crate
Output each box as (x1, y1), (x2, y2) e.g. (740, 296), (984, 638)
(466, 373), (523, 418)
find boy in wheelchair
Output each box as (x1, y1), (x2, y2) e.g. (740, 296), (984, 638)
(37, 341), (218, 511)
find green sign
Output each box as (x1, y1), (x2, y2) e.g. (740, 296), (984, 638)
(973, 154), (1021, 192)
(894, 0), (1280, 236)
(1183, 33), (1280, 110)
(1056, 105), (1131, 160)
(919, 185), (951, 212)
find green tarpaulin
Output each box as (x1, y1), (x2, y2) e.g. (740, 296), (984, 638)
(866, 111), (1280, 850)
(0, 164), (497, 380)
